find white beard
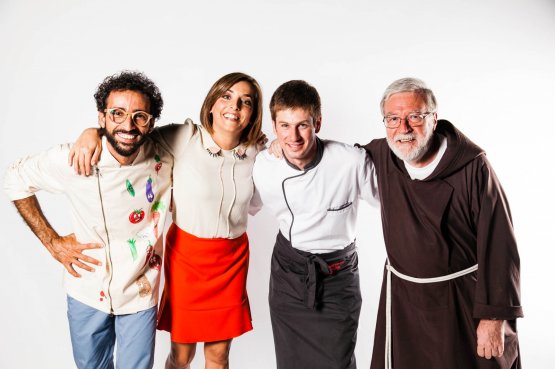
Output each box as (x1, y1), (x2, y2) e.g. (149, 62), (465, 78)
(386, 120), (434, 163)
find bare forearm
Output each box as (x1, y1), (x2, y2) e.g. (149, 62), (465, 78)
(13, 196), (59, 251)
(13, 195), (102, 277)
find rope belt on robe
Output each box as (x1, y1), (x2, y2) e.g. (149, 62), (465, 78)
(384, 260), (479, 369)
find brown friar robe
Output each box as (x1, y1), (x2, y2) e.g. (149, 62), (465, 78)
(362, 120), (523, 369)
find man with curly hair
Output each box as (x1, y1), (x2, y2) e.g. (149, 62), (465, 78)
(4, 71), (173, 369)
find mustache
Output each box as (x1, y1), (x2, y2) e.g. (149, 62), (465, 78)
(394, 134), (415, 142)
(113, 128), (142, 135)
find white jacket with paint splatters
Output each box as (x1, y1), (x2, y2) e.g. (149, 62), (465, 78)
(4, 137), (173, 315)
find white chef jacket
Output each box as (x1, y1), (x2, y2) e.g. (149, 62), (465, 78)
(251, 138), (378, 253)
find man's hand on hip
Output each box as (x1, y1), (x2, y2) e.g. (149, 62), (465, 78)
(47, 233), (103, 278)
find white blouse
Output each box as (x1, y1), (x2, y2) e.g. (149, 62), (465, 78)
(152, 119), (257, 239)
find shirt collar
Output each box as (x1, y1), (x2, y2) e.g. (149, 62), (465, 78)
(199, 125), (248, 159)
(284, 137), (324, 171)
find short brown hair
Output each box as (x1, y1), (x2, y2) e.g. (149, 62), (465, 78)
(269, 80), (321, 121)
(199, 72), (263, 147)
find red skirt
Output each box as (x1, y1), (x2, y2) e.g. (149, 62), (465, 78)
(157, 224), (253, 343)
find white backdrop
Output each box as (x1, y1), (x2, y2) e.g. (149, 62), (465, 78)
(1, 0), (554, 368)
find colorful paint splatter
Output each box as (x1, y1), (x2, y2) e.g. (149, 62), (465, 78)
(143, 244), (154, 269)
(151, 201), (166, 239)
(126, 179), (135, 197)
(146, 176), (154, 203)
(136, 275), (152, 297)
(148, 253), (162, 271)
(129, 209), (145, 224)
(127, 238), (138, 261)
(142, 241), (162, 271)
(100, 290), (106, 302)
(154, 154), (162, 175)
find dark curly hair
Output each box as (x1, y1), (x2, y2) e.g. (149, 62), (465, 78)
(94, 71), (163, 120)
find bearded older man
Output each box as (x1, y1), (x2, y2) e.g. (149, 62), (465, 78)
(361, 78), (523, 369)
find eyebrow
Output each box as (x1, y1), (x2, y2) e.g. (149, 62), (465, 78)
(226, 89), (253, 98)
(108, 106), (149, 113)
(276, 119), (311, 125)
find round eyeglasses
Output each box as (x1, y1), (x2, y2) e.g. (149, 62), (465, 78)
(104, 108), (153, 127)
(382, 112), (432, 129)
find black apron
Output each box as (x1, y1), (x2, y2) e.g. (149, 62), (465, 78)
(269, 232), (362, 369)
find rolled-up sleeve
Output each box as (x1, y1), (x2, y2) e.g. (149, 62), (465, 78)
(4, 144), (71, 200)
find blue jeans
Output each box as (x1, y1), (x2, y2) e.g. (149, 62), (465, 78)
(66, 296), (156, 369)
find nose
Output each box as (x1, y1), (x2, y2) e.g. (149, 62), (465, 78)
(230, 97), (240, 111)
(291, 126), (300, 141)
(398, 117), (413, 133)
(119, 113), (135, 130)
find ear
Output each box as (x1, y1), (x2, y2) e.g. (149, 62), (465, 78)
(314, 117), (322, 134)
(432, 112), (438, 131)
(272, 120), (277, 135)
(98, 111), (106, 128)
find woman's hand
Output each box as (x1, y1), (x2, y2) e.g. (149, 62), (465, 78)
(267, 139), (283, 158)
(256, 132), (269, 152)
(68, 128), (103, 176)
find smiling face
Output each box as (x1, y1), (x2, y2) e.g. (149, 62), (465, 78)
(98, 90), (152, 165)
(383, 91), (437, 167)
(210, 81), (255, 145)
(273, 108), (321, 170)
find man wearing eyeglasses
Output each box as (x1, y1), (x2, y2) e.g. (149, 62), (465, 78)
(4, 71), (172, 369)
(361, 78), (522, 369)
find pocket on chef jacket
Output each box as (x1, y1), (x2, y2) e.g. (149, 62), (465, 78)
(326, 201), (353, 215)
